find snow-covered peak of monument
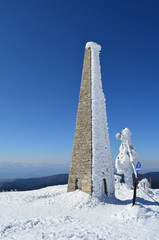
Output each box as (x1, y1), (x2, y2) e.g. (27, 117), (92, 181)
(85, 41), (101, 51)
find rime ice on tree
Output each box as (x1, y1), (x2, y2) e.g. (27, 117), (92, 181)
(68, 42), (114, 198)
(115, 128), (138, 188)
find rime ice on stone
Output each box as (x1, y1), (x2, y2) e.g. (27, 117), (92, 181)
(87, 42), (114, 197)
(68, 41), (114, 198)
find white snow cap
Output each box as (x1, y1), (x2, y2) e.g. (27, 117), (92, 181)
(85, 42), (101, 51)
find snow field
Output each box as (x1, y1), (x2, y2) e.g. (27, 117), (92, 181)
(0, 182), (159, 240)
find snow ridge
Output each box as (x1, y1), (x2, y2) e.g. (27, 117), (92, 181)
(86, 42), (114, 198)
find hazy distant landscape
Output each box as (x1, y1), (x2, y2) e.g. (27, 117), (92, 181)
(1, 161), (159, 180)
(0, 162), (159, 191)
(0, 162), (69, 181)
(0, 172), (159, 192)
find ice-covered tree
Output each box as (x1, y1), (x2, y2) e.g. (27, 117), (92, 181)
(115, 128), (138, 188)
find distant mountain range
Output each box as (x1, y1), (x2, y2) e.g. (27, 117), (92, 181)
(0, 172), (158, 192)
(0, 174), (69, 191)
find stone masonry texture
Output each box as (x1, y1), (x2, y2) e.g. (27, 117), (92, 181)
(67, 47), (92, 194)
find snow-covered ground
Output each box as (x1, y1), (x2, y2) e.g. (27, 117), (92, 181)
(0, 181), (159, 240)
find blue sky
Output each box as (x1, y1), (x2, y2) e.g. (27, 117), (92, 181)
(0, 0), (159, 176)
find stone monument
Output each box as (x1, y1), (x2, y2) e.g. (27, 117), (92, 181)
(67, 42), (114, 198)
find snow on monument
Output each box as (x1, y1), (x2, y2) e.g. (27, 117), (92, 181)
(68, 42), (114, 198)
(115, 128), (138, 188)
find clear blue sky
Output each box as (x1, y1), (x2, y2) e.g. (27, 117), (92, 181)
(0, 0), (159, 174)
